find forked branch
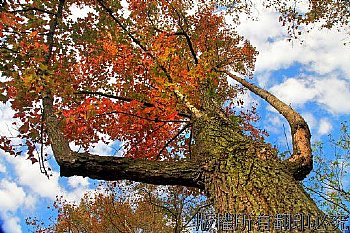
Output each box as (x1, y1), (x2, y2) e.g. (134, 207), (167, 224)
(221, 70), (312, 180)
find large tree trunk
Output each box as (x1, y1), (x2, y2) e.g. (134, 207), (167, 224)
(192, 114), (327, 232)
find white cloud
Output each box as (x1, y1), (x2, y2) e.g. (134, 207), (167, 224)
(299, 29), (350, 77)
(235, 9), (284, 46)
(69, 133), (114, 156)
(256, 72), (272, 88)
(234, 1), (350, 78)
(236, 90), (256, 109)
(89, 140), (114, 156)
(12, 157), (93, 204)
(0, 161), (6, 173)
(294, 0), (310, 14)
(0, 179), (36, 233)
(68, 176), (90, 189)
(119, 0), (131, 18)
(0, 180), (26, 213)
(1, 148), (93, 204)
(23, 194), (37, 210)
(318, 118), (332, 136)
(269, 76), (350, 114)
(270, 78), (318, 106)
(1, 215), (22, 233)
(226, 0), (350, 117)
(265, 114), (284, 134)
(8, 156), (62, 200)
(313, 78), (350, 114)
(0, 149), (96, 233)
(0, 103), (21, 138)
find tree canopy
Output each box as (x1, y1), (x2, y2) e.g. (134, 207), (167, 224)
(1, 0), (350, 231)
(0, 0), (313, 180)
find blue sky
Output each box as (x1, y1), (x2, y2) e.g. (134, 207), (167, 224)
(1, 1), (350, 232)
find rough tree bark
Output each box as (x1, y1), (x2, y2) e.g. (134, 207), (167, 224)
(37, 0), (339, 232)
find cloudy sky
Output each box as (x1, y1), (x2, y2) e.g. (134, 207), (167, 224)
(1, 1), (350, 232)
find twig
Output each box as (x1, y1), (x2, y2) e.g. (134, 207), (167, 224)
(156, 123), (191, 160)
(96, 110), (189, 123)
(7, 7), (55, 15)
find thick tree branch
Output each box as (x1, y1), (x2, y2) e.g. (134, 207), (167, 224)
(40, 1), (201, 183)
(182, 30), (198, 64)
(221, 70), (312, 180)
(166, 0), (198, 64)
(43, 95), (72, 164)
(45, 0), (65, 64)
(174, 89), (203, 118)
(41, 0), (69, 164)
(59, 152), (203, 188)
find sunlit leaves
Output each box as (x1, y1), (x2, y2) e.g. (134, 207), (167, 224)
(0, 0), (259, 161)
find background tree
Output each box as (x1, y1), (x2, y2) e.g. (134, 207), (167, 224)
(27, 182), (210, 233)
(1, 0), (349, 232)
(305, 120), (350, 216)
